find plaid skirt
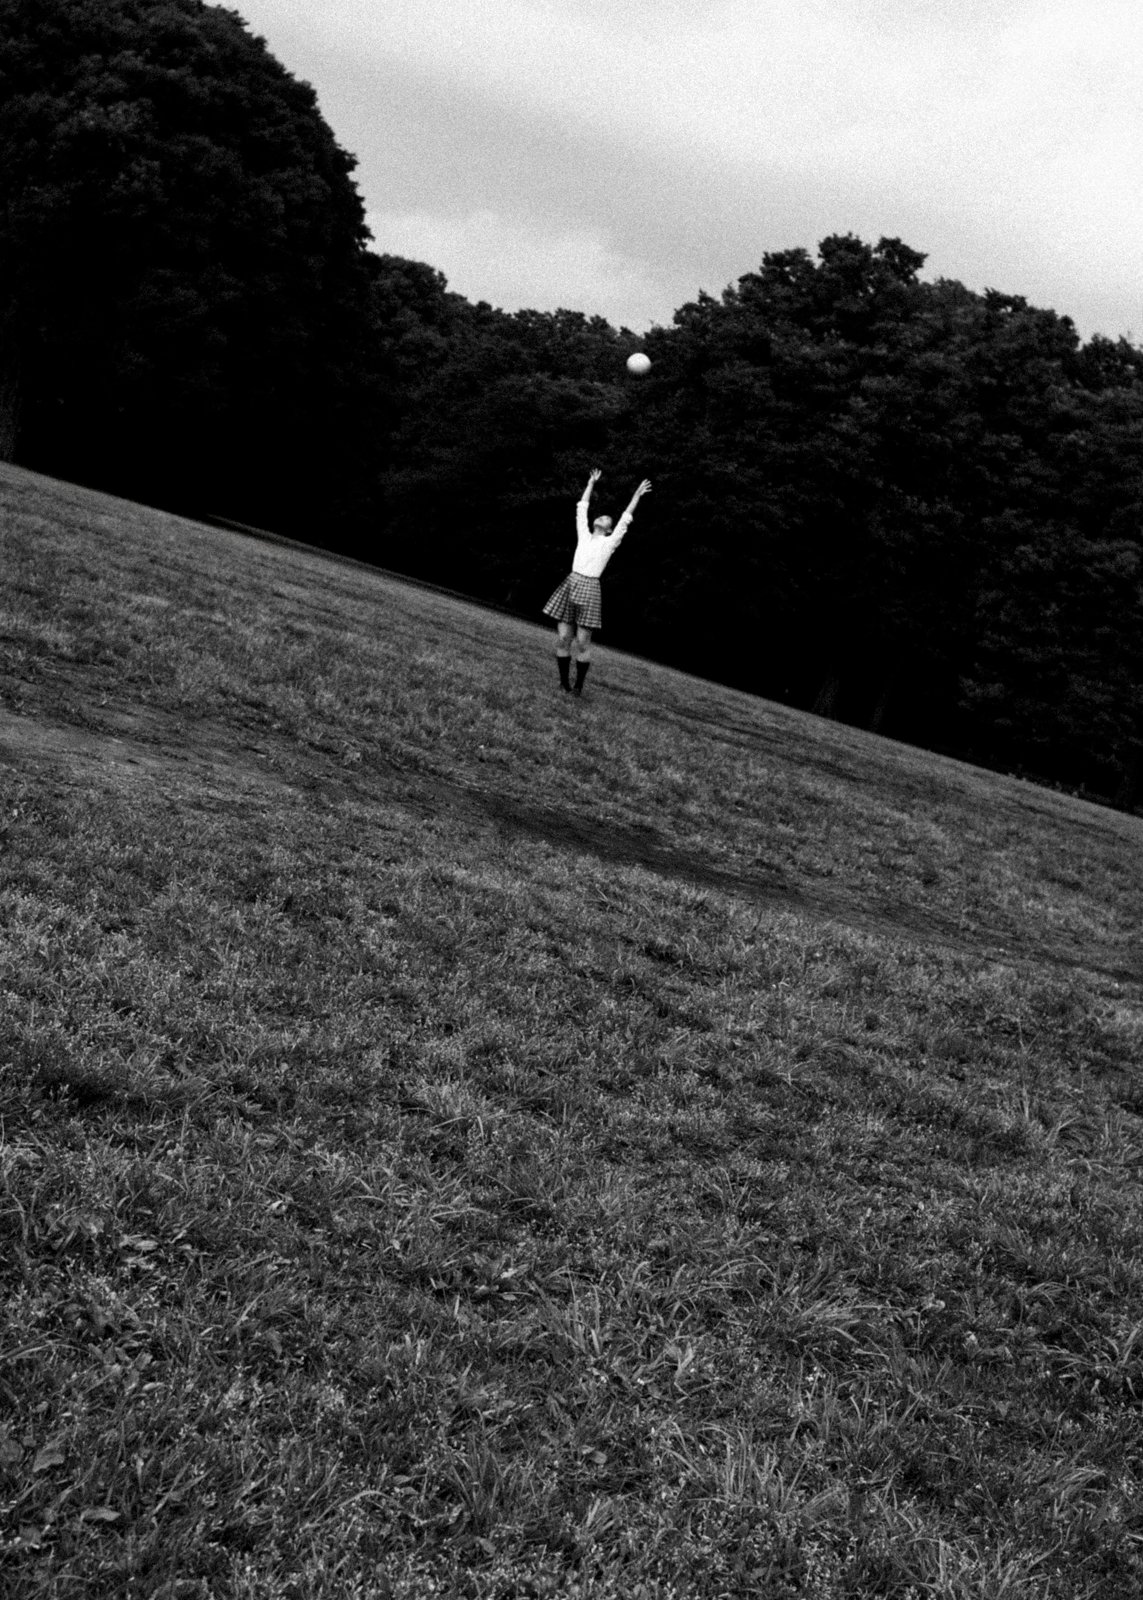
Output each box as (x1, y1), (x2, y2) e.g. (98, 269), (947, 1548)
(543, 571), (603, 630)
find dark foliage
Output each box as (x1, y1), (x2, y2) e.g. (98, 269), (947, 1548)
(374, 236), (1143, 805)
(0, 0), (378, 529)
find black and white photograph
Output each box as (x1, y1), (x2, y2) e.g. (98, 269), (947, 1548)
(3, 4), (1142, 1596)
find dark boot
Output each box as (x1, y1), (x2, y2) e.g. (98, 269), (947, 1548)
(556, 654), (572, 691)
(573, 660), (591, 697)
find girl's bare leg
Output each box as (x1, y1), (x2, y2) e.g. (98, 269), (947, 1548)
(573, 627), (593, 696)
(555, 621), (574, 690)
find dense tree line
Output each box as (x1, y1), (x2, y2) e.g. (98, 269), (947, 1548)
(375, 238), (1143, 805)
(0, 0), (378, 527)
(4, 0), (1143, 806)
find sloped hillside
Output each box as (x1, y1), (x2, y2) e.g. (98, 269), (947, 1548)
(2, 463), (1142, 1599)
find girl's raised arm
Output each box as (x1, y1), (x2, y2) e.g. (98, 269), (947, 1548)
(621, 478), (652, 520)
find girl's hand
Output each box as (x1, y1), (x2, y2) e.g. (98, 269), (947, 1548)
(588, 468), (602, 487)
(635, 479), (651, 498)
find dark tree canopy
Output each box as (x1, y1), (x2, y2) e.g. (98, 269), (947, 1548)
(371, 237), (1143, 805)
(0, 0), (376, 524)
(376, 292), (631, 605)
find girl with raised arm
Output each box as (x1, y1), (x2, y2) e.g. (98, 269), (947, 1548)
(542, 468), (652, 695)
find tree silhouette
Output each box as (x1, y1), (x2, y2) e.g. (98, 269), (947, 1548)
(0, 0), (376, 525)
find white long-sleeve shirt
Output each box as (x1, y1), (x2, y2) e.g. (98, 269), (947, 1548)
(571, 491), (633, 578)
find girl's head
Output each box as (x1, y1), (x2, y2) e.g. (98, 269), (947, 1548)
(592, 514), (614, 536)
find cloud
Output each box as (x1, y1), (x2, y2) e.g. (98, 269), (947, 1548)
(368, 208), (672, 331)
(256, 0), (1138, 175)
(356, 61), (1068, 332)
(237, 0), (1143, 339)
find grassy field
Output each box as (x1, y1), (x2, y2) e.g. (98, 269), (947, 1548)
(2, 459), (1142, 1599)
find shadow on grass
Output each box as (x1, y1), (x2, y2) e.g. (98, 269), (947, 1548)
(2, 683), (1138, 989)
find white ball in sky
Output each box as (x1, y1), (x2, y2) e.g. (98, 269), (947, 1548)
(626, 352), (652, 376)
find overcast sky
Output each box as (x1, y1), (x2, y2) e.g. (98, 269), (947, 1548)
(234, 0), (1142, 342)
